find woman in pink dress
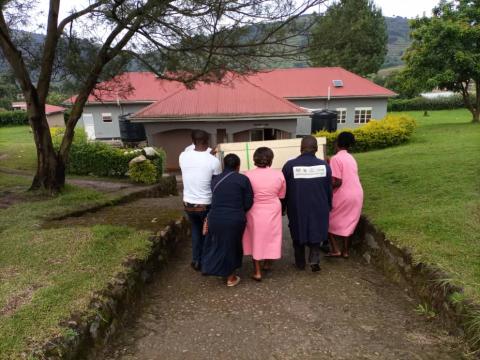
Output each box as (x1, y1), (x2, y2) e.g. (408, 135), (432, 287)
(327, 132), (363, 259)
(243, 147), (286, 281)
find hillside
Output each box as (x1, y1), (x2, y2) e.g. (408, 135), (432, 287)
(266, 14), (411, 69)
(0, 16), (411, 78)
(383, 16), (411, 68)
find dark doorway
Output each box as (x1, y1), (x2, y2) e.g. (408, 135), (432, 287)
(216, 128), (227, 144)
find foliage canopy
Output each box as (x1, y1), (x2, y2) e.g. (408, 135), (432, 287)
(308, 0), (388, 76)
(403, 0), (480, 122)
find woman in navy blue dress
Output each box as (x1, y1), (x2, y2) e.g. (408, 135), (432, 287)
(201, 154), (254, 287)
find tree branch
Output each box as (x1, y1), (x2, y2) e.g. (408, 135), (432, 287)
(0, 9), (35, 95)
(57, 1), (108, 34)
(37, 0), (61, 102)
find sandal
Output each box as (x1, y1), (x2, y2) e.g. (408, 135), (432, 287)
(342, 252), (350, 259)
(227, 275), (241, 287)
(325, 252), (342, 258)
(251, 274), (262, 282)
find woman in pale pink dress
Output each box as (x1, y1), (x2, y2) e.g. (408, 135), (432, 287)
(327, 132), (363, 259)
(243, 147), (286, 281)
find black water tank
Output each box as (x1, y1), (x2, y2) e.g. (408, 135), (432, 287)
(119, 113), (146, 142)
(311, 110), (338, 133)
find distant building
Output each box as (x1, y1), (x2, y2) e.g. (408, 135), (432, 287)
(12, 102), (66, 127)
(421, 91), (455, 99)
(66, 67), (395, 169)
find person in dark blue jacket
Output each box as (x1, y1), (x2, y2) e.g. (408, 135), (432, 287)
(282, 136), (332, 272)
(201, 154), (254, 287)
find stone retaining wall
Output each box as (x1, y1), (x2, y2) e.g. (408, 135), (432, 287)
(354, 216), (480, 351)
(31, 217), (189, 359)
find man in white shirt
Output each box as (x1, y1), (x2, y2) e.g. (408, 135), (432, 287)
(179, 130), (221, 271)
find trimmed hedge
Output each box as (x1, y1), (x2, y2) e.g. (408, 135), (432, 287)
(66, 141), (137, 177)
(128, 160), (158, 185)
(0, 111), (28, 126)
(388, 95), (468, 112)
(51, 127), (166, 179)
(314, 114), (417, 155)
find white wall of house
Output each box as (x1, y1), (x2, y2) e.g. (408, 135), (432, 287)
(46, 113), (65, 127)
(77, 103), (152, 139)
(291, 97), (389, 130)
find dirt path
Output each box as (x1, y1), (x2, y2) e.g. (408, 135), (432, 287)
(102, 216), (466, 360)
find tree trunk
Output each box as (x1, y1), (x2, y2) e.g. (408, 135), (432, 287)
(474, 80), (480, 123)
(29, 105), (65, 194)
(472, 111), (480, 123)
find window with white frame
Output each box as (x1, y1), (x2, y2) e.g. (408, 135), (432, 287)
(336, 108), (347, 124)
(101, 113), (113, 123)
(354, 107), (372, 124)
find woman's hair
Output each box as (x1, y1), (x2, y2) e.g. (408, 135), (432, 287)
(224, 153), (241, 170)
(253, 147), (274, 168)
(337, 131), (355, 149)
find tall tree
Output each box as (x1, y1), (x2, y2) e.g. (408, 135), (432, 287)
(308, 0), (388, 76)
(403, 0), (480, 123)
(0, 0), (321, 194)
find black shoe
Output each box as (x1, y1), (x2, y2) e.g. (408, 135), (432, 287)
(191, 261), (201, 271)
(320, 244), (330, 253)
(293, 263), (306, 271)
(310, 264), (321, 272)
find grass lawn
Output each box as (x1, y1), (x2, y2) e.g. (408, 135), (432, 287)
(356, 110), (480, 301)
(0, 126), (36, 172)
(0, 176), (173, 359)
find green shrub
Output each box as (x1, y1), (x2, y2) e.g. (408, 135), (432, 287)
(67, 141), (137, 177)
(51, 128), (166, 179)
(128, 160), (158, 185)
(52, 128), (136, 177)
(387, 94), (468, 111)
(151, 147), (166, 178)
(315, 114), (417, 154)
(152, 157), (163, 180)
(0, 110), (28, 126)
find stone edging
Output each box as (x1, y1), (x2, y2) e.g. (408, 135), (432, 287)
(31, 217), (189, 359)
(48, 175), (178, 221)
(354, 216), (480, 351)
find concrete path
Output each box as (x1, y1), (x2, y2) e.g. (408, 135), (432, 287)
(102, 217), (466, 360)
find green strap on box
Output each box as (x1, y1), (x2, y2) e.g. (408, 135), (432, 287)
(245, 142), (251, 170)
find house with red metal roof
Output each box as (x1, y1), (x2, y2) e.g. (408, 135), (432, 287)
(66, 67), (395, 169)
(64, 72), (182, 140)
(12, 102), (67, 127)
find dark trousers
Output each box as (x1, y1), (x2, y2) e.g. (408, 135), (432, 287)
(293, 242), (321, 268)
(185, 209), (209, 264)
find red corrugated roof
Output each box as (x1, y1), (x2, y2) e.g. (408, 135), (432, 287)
(12, 102), (65, 114)
(133, 78), (307, 119)
(247, 67), (396, 98)
(66, 67), (394, 106)
(45, 104), (66, 114)
(65, 72), (181, 104)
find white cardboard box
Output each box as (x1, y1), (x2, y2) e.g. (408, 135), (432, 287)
(217, 137), (327, 172)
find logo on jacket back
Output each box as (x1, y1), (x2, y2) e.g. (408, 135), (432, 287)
(293, 165), (327, 179)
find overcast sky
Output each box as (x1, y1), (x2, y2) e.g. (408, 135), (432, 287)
(368, 0), (438, 17)
(317, 0), (439, 18)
